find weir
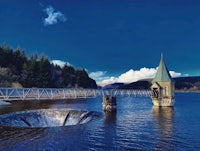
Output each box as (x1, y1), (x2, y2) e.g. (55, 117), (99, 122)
(0, 109), (100, 128)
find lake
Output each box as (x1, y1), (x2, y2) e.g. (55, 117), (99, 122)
(0, 93), (200, 150)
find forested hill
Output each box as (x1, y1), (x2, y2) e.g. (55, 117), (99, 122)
(118, 77), (200, 92)
(174, 76), (200, 91)
(0, 44), (97, 88)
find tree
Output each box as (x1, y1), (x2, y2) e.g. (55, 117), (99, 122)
(37, 55), (52, 87)
(21, 57), (39, 87)
(0, 44), (13, 67)
(62, 65), (76, 87)
(75, 69), (97, 88)
(0, 43), (97, 88)
(0, 67), (17, 87)
(12, 49), (27, 75)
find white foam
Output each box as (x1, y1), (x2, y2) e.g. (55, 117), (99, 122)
(0, 100), (11, 105)
(0, 109), (99, 128)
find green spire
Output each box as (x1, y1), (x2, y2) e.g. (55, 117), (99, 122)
(153, 54), (173, 82)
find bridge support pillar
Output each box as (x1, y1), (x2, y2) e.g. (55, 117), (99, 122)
(102, 95), (116, 111)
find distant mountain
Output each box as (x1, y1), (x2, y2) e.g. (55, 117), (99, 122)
(103, 76), (200, 92)
(118, 81), (151, 90)
(174, 76), (200, 91)
(103, 83), (124, 89)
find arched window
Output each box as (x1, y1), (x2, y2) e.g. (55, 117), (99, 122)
(152, 88), (159, 98)
(163, 86), (168, 97)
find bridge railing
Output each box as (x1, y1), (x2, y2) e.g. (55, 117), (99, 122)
(0, 88), (151, 101)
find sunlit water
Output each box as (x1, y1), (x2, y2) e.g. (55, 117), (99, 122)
(0, 93), (200, 150)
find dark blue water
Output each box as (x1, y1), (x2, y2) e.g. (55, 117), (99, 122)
(0, 93), (200, 150)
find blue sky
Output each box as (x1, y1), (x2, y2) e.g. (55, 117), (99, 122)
(0, 0), (200, 85)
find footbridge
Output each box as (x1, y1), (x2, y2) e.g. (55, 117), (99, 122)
(0, 88), (151, 101)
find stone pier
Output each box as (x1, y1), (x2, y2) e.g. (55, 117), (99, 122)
(102, 95), (116, 111)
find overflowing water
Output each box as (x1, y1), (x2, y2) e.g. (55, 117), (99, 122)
(0, 93), (200, 150)
(0, 109), (100, 128)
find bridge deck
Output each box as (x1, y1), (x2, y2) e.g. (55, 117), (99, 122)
(0, 88), (151, 101)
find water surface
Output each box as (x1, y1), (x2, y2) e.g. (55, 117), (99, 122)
(0, 93), (200, 150)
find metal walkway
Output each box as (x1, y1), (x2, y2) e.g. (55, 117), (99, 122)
(0, 88), (151, 101)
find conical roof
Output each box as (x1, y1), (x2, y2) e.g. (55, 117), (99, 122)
(153, 55), (173, 82)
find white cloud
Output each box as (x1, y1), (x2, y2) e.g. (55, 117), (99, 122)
(169, 71), (181, 77)
(117, 68), (156, 83)
(89, 71), (111, 82)
(51, 60), (71, 68)
(90, 67), (182, 86)
(44, 6), (67, 26)
(89, 71), (107, 80)
(98, 76), (118, 86)
(183, 73), (189, 77)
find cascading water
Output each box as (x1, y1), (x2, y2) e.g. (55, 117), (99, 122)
(0, 109), (100, 128)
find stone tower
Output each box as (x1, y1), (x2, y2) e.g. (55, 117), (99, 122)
(151, 55), (175, 106)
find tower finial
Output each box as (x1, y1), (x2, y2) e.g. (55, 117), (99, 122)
(161, 52), (163, 59)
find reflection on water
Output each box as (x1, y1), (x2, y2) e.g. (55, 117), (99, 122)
(104, 110), (117, 123)
(0, 126), (45, 151)
(152, 107), (174, 135)
(152, 107), (175, 149)
(0, 127), (44, 140)
(101, 110), (117, 149)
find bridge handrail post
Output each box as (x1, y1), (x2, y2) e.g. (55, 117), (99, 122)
(85, 89), (87, 98)
(22, 88), (25, 100)
(63, 89), (65, 99)
(5, 88), (8, 100)
(74, 89), (77, 99)
(37, 89), (40, 100)
(50, 89), (53, 100)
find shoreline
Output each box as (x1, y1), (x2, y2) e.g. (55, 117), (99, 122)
(175, 90), (200, 93)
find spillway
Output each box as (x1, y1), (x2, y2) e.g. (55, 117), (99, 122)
(0, 109), (100, 128)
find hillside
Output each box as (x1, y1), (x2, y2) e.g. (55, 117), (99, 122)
(114, 76), (200, 92)
(0, 44), (97, 88)
(118, 81), (151, 90)
(102, 83), (124, 89)
(174, 76), (200, 91)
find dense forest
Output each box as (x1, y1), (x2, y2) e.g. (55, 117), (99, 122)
(0, 44), (97, 88)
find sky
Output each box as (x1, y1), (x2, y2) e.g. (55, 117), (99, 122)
(0, 0), (200, 86)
